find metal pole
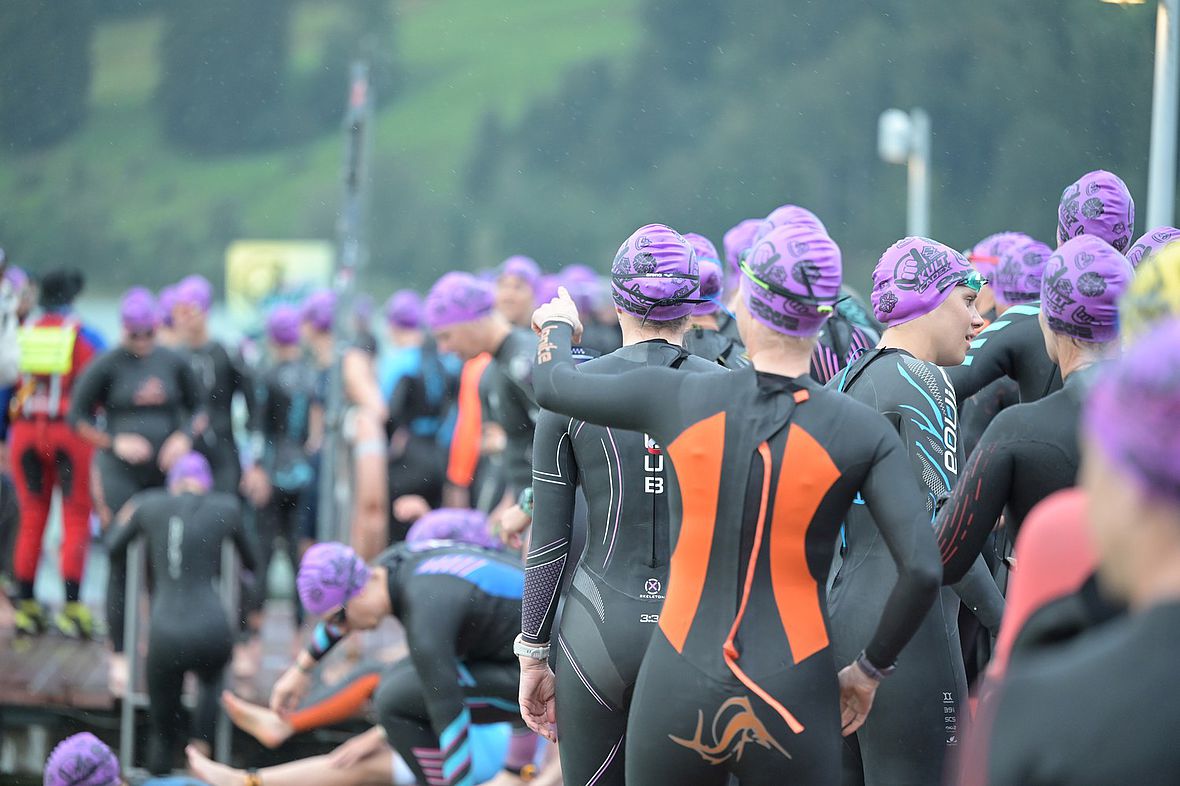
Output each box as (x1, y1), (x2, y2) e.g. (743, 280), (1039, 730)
(907, 108), (931, 237)
(119, 540), (142, 770)
(1148, 0), (1179, 228)
(318, 61), (373, 545)
(215, 540), (239, 762)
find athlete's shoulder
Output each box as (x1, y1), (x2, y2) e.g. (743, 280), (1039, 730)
(129, 487), (173, 512)
(202, 492), (241, 515)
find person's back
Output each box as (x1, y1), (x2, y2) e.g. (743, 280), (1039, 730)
(487, 326), (539, 494)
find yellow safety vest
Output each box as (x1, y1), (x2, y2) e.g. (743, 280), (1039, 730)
(17, 324), (77, 376)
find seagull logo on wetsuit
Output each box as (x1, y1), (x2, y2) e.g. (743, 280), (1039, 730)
(133, 376), (168, 406)
(668, 696), (792, 764)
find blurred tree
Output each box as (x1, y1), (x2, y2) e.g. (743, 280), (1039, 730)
(157, 0), (291, 152)
(0, 0), (96, 149)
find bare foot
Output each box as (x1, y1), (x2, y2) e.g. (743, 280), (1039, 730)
(221, 689), (293, 749)
(186, 744), (243, 786)
(108, 653), (128, 697)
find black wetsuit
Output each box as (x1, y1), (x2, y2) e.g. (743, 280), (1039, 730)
(810, 310), (878, 385)
(682, 325), (749, 370)
(105, 489), (258, 775)
(522, 340), (722, 786)
(68, 345), (205, 651)
(532, 321), (942, 786)
(486, 328), (539, 496)
(179, 340), (255, 495)
(937, 365), (1101, 584)
(249, 357), (321, 624)
(339, 543), (525, 786)
(385, 341), (459, 541)
(960, 378), (1020, 459)
(946, 303), (1062, 404)
(828, 348), (1004, 786)
(977, 601), (1180, 785)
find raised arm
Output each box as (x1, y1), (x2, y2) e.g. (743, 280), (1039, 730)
(533, 321), (685, 437)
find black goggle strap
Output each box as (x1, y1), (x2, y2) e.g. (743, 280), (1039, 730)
(739, 259), (839, 313)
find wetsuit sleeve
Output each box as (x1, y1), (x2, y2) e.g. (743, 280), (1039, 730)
(858, 427), (943, 669)
(175, 354), (208, 437)
(231, 350), (259, 440)
(936, 412), (1020, 584)
(521, 409), (578, 645)
(306, 620), (349, 662)
(952, 556), (1006, 632)
(104, 495), (144, 555)
(66, 350), (114, 447)
(402, 575), (476, 744)
(227, 501), (260, 572)
(532, 321), (685, 438)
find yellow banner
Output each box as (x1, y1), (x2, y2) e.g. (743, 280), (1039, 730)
(225, 240), (334, 329)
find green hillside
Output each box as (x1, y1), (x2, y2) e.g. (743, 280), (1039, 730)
(0, 0), (639, 291)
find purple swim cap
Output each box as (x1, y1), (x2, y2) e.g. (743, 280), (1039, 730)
(1126, 226), (1180, 270)
(385, 289), (424, 330)
(1085, 318), (1180, 504)
(120, 287), (159, 332)
(500, 255), (541, 290)
(266, 303), (302, 346)
(167, 451), (213, 492)
(610, 224), (700, 321)
(1041, 235), (1133, 343)
(297, 542), (371, 615)
(683, 233), (722, 316)
(872, 237), (979, 326)
(967, 232), (1023, 272)
(44, 732), (121, 786)
(406, 508), (500, 550)
(723, 218), (762, 278)
(158, 284), (179, 328)
(175, 274), (213, 313)
(753, 204), (828, 246)
(4, 265), (28, 291)
(1057, 169), (1135, 252)
(741, 223), (842, 337)
(535, 274), (561, 305)
(425, 272), (496, 330)
(994, 235), (1051, 308)
(302, 289), (336, 333)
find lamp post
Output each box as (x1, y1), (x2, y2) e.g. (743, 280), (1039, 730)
(878, 108), (931, 237)
(1103, 0), (1178, 228)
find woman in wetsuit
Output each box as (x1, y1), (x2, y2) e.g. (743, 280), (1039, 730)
(68, 286), (206, 692)
(526, 221), (942, 786)
(105, 451), (258, 775)
(518, 224), (723, 786)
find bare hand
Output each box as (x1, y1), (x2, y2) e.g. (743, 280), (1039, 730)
(157, 431), (192, 472)
(519, 658), (558, 742)
(241, 466), (273, 508)
(494, 504), (532, 549)
(270, 665), (312, 717)
(838, 662), (880, 736)
(392, 494), (431, 523)
(328, 726), (388, 769)
(531, 286), (584, 344)
(113, 433), (153, 465)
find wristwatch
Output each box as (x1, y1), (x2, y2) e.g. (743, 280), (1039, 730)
(513, 633), (550, 661)
(855, 650), (896, 681)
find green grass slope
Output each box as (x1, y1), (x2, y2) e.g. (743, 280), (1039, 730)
(0, 0), (638, 290)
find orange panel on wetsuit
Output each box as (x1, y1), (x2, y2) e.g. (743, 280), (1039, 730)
(660, 411), (726, 654)
(447, 353), (491, 488)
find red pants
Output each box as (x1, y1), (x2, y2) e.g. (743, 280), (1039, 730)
(10, 418), (94, 585)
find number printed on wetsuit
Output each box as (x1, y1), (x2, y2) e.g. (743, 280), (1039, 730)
(167, 515), (184, 579)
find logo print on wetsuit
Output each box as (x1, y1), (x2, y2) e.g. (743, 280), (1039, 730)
(668, 696), (792, 764)
(133, 376), (168, 406)
(645, 578), (661, 594)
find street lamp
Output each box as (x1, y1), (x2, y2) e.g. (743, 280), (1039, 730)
(1104, 0), (1177, 228)
(878, 108), (931, 237)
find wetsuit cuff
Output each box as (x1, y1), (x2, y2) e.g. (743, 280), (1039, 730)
(856, 650), (896, 680)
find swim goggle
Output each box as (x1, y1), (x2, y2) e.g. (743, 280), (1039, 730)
(939, 269), (988, 293)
